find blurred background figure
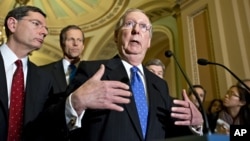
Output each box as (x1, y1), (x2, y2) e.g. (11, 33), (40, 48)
(237, 78), (250, 93)
(215, 85), (250, 135)
(145, 58), (165, 79)
(206, 98), (223, 133)
(188, 85), (207, 111)
(40, 25), (85, 94)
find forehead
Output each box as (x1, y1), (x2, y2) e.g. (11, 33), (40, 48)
(229, 86), (238, 91)
(66, 29), (83, 37)
(26, 11), (45, 18)
(147, 65), (163, 71)
(194, 87), (204, 93)
(125, 11), (150, 23)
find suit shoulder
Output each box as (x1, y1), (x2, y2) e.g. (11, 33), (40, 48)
(40, 60), (62, 69)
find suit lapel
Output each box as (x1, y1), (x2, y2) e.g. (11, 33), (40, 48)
(24, 60), (45, 123)
(105, 57), (144, 139)
(143, 68), (162, 138)
(0, 53), (9, 120)
(53, 60), (67, 90)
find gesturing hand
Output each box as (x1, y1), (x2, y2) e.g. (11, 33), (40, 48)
(171, 89), (203, 126)
(71, 64), (132, 115)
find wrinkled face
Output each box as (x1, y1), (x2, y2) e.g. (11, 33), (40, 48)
(9, 11), (48, 51)
(63, 29), (84, 59)
(146, 65), (164, 79)
(116, 11), (151, 63)
(189, 87), (205, 107)
(223, 86), (245, 108)
(210, 101), (222, 113)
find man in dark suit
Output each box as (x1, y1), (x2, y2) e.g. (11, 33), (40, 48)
(64, 8), (204, 141)
(0, 6), (53, 141)
(40, 25), (85, 94)
(0, 6), (132, 141)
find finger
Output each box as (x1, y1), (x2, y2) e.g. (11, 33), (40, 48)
(173, 99), (189, 108)
(171, 107), (190, 114)
(182, 89), (190, 102)
(104, 81), (130, 90)
(102, 103), (124, 112)
(91, 64), (105, 80)
(171, 111), (190, 120)
(111, 94), (131, 104)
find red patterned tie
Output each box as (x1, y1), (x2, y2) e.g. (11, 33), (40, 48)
(7, 60), (25, 141)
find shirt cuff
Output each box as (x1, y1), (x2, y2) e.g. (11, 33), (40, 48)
(189, 125), (203, 136)
(65, 94), (85, 130)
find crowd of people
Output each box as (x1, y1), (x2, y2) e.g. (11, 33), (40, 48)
(0, 6), (204, 141)
(1, 5), (249, 141)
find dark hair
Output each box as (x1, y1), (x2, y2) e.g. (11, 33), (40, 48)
(145, 58), (165, 71)
(4, 6), (46, 37)
(188, 84), (207, 96)
(237, 78), (250, 93)
(59, 25), (85, 50)
(207, 99), (223, 114)
(228, 85), (250, 125)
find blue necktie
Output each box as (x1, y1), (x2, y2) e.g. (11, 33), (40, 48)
(130, 66), (148, 138)
(69, 64), (77, 83)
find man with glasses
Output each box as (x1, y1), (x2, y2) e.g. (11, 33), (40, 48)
(0, 6), (132, 141)
(63, 8), (203, 141)
(0, 5), (50, 141)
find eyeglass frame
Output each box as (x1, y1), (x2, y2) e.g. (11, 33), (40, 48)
(122, 20), (152, 32)
(19, 18), (49, 33)
(226, 90), (240, 98)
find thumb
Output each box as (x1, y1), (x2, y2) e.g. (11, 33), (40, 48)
(91, 64), (105, 80)
(182, 89), (191, 102)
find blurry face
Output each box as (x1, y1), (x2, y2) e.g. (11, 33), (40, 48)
(189, 87), (205, 107)
(146, 65), (164, 79)
(116, 11), (151, 64)
(223, 86), (245, 108)
(9, 11), (48, 51)
(210, 101), (222, 113)
(63, 29), (84, 60)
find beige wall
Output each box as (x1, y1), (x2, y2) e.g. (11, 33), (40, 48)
(178, 0), (250, 106)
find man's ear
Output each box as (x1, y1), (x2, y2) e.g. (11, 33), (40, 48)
(7, 17), (18, 32)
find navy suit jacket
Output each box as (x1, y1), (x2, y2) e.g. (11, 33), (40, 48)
(40, 59), (68, 94)
(66, 56), (192, 141)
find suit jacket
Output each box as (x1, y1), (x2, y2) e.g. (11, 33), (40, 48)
(67, 56), (192, 141)
(40, 59), (68, 94)
(0, 52), (58, 141)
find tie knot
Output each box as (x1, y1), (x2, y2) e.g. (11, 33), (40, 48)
(15, 60), (23, 68)
(69, 64), (76, 70)
(131, 66), (139, 73)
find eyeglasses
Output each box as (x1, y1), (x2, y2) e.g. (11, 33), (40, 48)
(226, 91), (240, 98)
(122, 20), (151, 32)
(20, 19), (49, 33)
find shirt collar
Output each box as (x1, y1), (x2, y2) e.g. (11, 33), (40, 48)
(0, 44), (28, 69)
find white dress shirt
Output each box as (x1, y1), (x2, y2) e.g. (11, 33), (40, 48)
(0, 44), (28, 107)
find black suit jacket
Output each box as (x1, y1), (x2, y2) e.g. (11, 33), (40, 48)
(40, 59), (68, 94)
(0, 53), (56, 141)
(67, 56), (192, 141)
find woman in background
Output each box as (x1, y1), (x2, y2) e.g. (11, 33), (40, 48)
(215, 85), (250, 135)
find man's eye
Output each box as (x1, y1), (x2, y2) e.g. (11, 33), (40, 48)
(32, 21), (40, 26)
(126, 21), (134, 26)
(140, 24), (147, 29)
